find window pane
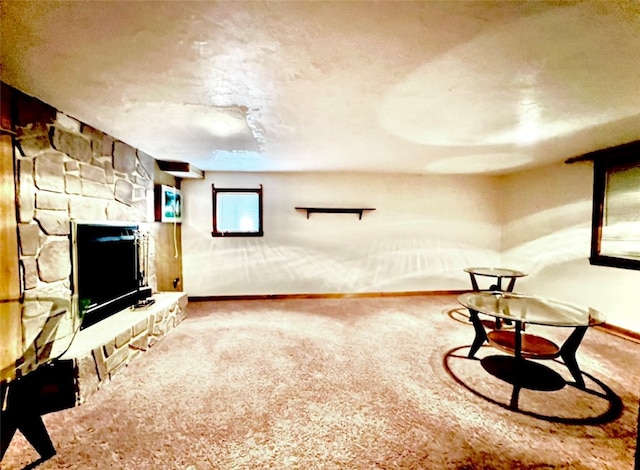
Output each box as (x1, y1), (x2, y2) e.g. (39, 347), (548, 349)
(601, 162), (640, 260)
(588, 140), (640, 270)
(217, 193), (259, 233)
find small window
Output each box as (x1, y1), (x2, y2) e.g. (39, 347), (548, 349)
(212, 185), (263, 237)
(590, 142), (640, 270)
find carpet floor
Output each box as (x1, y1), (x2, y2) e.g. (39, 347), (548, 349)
(2, 295), (639, 469)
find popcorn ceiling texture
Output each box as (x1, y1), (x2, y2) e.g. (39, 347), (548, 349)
(2, 295), (638, 469)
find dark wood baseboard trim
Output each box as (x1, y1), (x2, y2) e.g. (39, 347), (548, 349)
(189, 290), (468, 302)
(595, 323), (640, 344)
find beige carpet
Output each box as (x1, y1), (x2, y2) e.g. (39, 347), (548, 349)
(2, 295), (639, 469)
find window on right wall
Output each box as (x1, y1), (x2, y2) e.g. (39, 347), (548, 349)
(589, 141), (640, 271)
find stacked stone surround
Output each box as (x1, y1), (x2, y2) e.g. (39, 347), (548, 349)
(13, 104), (158, 378)
(59, 292), (188, 405)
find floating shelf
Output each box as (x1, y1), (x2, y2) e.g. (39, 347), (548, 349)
(295, 207), (376, 220)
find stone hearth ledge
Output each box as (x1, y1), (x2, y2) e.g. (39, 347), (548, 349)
(58, 292), (188, 405)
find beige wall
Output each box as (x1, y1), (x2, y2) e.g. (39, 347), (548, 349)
(181, 171), (502, 296)
(181, 165), (639, 333)
(501, 161), (639, 332)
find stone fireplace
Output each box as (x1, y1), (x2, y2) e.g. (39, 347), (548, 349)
(11, 92), (156, 379)
(4, 85), (187, 405)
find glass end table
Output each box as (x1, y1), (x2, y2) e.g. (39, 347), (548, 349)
(464, 267), (527, 292)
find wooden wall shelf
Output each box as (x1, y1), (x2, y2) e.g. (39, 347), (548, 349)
(295, 207), (376, 220)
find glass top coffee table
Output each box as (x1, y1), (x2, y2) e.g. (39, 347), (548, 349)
(457, 291), (605, 391)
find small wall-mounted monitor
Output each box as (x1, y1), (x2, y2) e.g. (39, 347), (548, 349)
(155, 185), (182, 223)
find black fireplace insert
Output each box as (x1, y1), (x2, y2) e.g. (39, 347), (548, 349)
(71, 221), (149, 329)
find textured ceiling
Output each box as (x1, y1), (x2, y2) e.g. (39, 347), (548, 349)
(1, 1), (639, 175)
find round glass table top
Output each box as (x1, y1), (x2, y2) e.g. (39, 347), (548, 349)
(464, 267), (527, 278)
(457, 291), (605, 327)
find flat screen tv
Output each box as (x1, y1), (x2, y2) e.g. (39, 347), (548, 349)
(72, 221), (146, 329)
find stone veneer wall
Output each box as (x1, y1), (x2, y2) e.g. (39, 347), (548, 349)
(12, 92), (158, 379)
(62, 292), (188, 405)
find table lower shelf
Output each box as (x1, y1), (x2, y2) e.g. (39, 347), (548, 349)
(487, 330), (560, 359)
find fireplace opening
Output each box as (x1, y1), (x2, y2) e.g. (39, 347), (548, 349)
(72, 221), (150, 330)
